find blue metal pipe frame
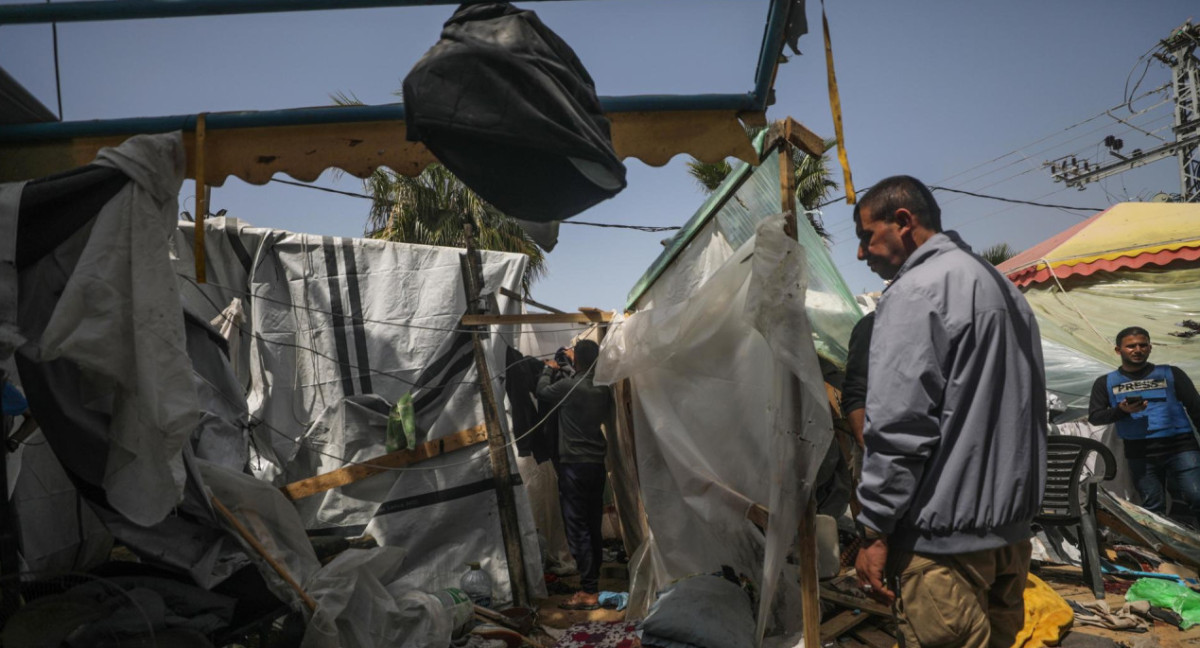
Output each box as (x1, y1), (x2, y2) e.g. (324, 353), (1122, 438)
(0, 0), (794, 141)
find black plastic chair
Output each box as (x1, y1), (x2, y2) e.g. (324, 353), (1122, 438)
(1034, 435), (1117, 599)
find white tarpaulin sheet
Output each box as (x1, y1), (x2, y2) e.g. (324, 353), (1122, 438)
(8, 132), (197, 528)
(173, 219), (545, 602)
(597, 214), (833, 642)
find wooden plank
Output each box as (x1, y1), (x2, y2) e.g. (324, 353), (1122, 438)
(820, 586), (893, 618)
(498, 287), (564, 314)
(0, 110), (758, 183)
(798, 496), (822, 648)
(462, 312), (612, 326)
(1097, 509), (1200, 570)
(280, 424), (487, 500)
(211, 495), (317, 612)
(821, 610), (872, 642)
(462, 241), (529, 608)
(851, 626), (896, 648)
(747, 502), (770, 532)
(782, 117), (828, 158)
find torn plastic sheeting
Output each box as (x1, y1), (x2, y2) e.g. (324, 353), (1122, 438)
(301, 547), (453, 648)
(33, 132), (196, 527)
(595, 213), (832, 642)
(1126, 578), (1200, 629)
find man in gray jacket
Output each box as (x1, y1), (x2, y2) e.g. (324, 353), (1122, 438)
(852, 176), (1047, 647)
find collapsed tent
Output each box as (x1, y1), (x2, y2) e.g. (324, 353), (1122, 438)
(170, 208), (546, 603)
(596, 129), (861, 643)
(2, 132), (558, 646)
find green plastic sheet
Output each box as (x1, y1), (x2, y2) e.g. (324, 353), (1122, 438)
(1126, 577), (1200, 629)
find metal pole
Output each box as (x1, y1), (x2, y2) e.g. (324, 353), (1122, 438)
(460, 225), (529, 607)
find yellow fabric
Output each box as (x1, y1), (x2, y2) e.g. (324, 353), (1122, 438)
(821, 0), (855, 204)
(1041, 203), (1200, 268)
(1010, 574), (1074, 648)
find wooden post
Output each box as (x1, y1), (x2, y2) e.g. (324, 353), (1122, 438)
(461, 224), (530, 608)
(194, 113), (208, 284)
(779, 135), (823, 648)
(211, 495), (317, 612)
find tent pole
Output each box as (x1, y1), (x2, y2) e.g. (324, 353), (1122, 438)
(461, 224), (530, 608)
(779, 134), (823, 648)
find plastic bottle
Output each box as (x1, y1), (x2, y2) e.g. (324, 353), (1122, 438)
(460, 562), (493, 608)
(431, 587), (473, 636)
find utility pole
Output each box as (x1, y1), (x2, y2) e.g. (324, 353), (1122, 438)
(1047, 21), (1200, 201)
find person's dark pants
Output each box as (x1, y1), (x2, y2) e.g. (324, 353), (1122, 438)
(557, 461), (606, 594)
(1127, 449), (1200, 523)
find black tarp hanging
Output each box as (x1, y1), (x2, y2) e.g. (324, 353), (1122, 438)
(403, 2), (627, 223)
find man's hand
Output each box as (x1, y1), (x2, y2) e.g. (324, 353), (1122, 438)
(854, 538), (895, 605)
(1118, 399), (1148, 414)
(544, 360), (560, 370)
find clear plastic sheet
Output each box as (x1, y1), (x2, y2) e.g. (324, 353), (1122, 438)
(634, 149), (861, 367)
(596, 214), (832, 643)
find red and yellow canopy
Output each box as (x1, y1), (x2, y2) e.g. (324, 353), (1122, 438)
(998, 202), (1200, 288)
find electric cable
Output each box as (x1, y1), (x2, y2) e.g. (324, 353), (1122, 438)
(266, 178), (679, 232)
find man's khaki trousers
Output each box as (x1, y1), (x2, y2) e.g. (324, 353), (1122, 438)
(887, 540), (1031, 648)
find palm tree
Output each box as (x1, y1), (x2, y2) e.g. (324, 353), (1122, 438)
(980, 242), (1017, 266)
(362, 164), (546, 294)
(332, 92), (545, 293)
(686, 131), (838, 239)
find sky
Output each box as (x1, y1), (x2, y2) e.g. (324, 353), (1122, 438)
(1, 0), (1194, 310)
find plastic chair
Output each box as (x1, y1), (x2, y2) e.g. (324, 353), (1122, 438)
(1034, 435), (1117, 599)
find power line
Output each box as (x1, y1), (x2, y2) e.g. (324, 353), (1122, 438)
(266, 177), (679, 232)
(928, 186), (1104, 211)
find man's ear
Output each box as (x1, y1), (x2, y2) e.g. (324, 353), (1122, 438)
(894, 208), (915, 235)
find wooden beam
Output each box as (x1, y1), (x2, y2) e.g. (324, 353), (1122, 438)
(1097, 509), (1200, 570)
(280, 424), (488, 500)
(211, 495), (318, 612)
(462, 233), (529, 608)
(781, 117), (828, 158)
(819, 586), (892, 618)
(821, 610), (872, 643)
(0, 110), (758, 184)
(498, 287), (565, 314)
(461, 312), (612, 326)
(798, 497), (823, 648)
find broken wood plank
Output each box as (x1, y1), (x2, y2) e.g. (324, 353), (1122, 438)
(1098, 509), (1200, 570)
(280, 424), (488, 500)
(461, 312), (612, 326)
(212, 495), (317, 612)
(821, 610), (872, 642)
(820, 586), (893, 618)
(498, 287), (565, 314)
(851, 626), (896, 648)
(747, 502), (770, 532)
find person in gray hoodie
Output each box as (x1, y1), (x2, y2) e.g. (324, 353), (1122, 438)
(851, 176), (1047, 647)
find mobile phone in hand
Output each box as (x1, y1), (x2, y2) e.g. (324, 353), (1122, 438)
(1125, 395), (1144, 405)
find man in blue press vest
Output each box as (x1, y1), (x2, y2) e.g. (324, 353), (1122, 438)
(1088, 326), (1200, 523)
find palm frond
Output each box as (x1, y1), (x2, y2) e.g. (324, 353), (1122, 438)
(980, 243), (1017, 266)
(360, 163), (547, 292)
(685, 159), (733, 194)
